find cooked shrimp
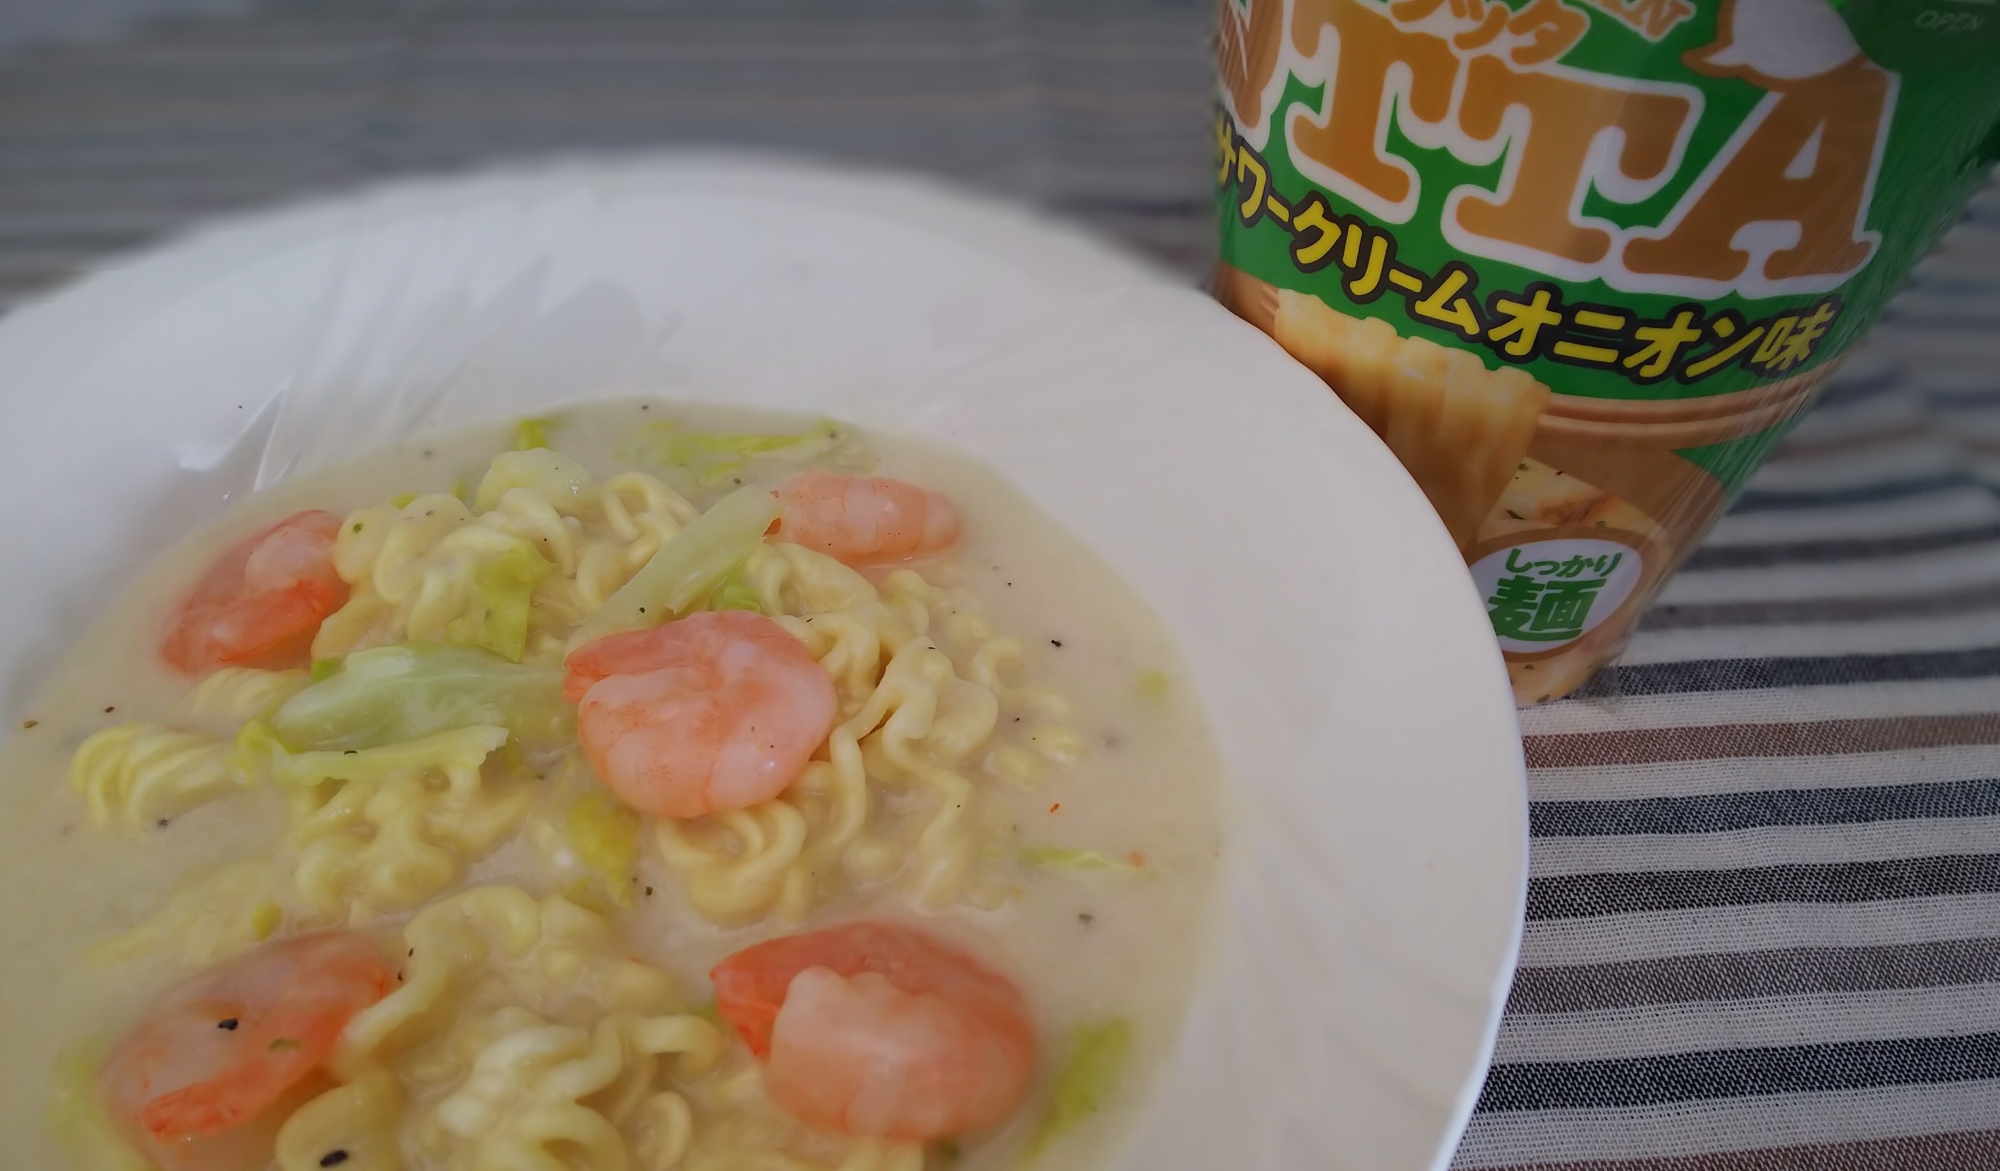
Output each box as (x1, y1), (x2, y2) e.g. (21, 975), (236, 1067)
(565, 610), (838, 818)
(161, 510), (347, 675)
(711, 921), (1036, 1140)
(100, 932), (394, 1169)
(775, 471), (959, 565)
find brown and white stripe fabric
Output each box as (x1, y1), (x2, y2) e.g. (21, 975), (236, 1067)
(0, 2), (1993, 1168)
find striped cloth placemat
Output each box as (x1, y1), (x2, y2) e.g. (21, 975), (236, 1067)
(0, 3), (1994, 1168)
(0, 0), (1218, 309)
(1460, 190), (2000, 1170)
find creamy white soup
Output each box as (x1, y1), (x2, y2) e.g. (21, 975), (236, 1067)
(0, 402), (1226, 1171)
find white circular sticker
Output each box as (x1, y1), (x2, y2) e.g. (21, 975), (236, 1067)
(1469, 538), (1645, 654)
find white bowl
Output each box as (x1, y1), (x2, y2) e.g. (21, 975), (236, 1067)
(0, 154), (1525, 1171)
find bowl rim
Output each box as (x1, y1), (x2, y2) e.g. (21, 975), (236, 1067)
(0, 151), (1527, 1171)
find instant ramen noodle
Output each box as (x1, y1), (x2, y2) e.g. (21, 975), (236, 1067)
(1214, 0), (2000, 702)
(0, 404), (1226, 1171)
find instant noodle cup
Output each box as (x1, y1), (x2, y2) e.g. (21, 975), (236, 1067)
(1213, 0), (2000, 704)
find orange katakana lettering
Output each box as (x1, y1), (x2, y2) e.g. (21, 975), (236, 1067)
(1455, 3), (1510, 49)
(1388, 0), (1446, 18)
(1506, 0), (1587, 66)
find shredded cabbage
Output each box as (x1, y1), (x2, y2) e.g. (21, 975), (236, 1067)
(1021, 847), (1144, 875)
(475, 447), (597, 513)
(49, 1040), (151, 1171)
(566, 791), (642, 907)
(513, 416), (558, 451)
(238, 721), (509, 787)
(1030, 1018), (1134, 1155)
(625, 418), (853, 487)
(568, 485), (782, 649)
(460, 539), (554, 662)
(270, 644), (571, 751)
(705, 567), (764, 614)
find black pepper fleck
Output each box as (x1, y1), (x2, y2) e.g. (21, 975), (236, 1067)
(1078, 913), (1095, 927)
(646, 886), (654, 896)
(344, 750), (358, 755)
(156, 818), (169, 828)
(320, 1151), (350, 1167)
(1050, 640), (1062, 648)
(104, 706), (116, 714)
(20, 719), (36, 729)
(217, 1018), (238, 1030)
